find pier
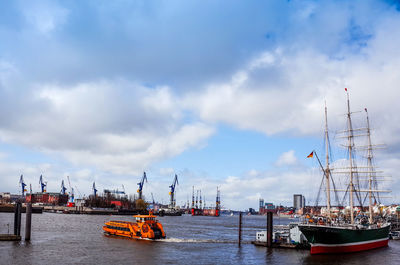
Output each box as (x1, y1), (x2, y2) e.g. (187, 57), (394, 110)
(0, 202), (32, 242)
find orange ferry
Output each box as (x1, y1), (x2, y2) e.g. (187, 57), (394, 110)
(103, 212), (166, 240)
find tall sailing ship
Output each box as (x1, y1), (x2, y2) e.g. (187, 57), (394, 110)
(298, 89), (391, 254)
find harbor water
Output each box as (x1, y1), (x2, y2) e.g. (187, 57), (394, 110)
(1, 213), (400, 264)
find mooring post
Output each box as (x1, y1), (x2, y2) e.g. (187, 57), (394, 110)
(267, 211), (273, 248)
(16, 202), (22, 236)
(14, 203), (18, 235)
(25, 203), (32, 241)
(238, 212), (242, 246)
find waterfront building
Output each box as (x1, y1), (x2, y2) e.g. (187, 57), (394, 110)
(293, 194), (305, 210)
(26, 192), (68, 205)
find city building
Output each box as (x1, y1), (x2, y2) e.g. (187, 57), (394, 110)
(293, 194), (305, 210)
(259, 198), (276, 214)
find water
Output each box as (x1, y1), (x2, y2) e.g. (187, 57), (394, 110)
(1, 213), (400, 264)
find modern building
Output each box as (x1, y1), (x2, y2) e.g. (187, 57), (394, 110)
(293, 194), (305, 210)
(259, 198), (276, 214)
(259, 198), (265, 213)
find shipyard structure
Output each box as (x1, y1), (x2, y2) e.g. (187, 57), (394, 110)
(191, 186), (220, 217)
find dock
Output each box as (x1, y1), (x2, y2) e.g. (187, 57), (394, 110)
(0, 234), (21, 241)
(251, 241), (310, 249)
(0, 204), (43, 213)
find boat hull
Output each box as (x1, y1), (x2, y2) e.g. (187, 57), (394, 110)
(298, 224), (390, 254)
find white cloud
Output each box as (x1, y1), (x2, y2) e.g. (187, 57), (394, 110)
(276, 150), (298, 167)
(19, 0), (69, 34)
(0, 80), (215, 175)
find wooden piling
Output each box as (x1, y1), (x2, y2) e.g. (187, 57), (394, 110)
(14, 202), (22, 236)
(25, 203), (32, 241)
(267, 212), (273, 248)
(13, 204), (18, 235)
(238, 212), (242, 246)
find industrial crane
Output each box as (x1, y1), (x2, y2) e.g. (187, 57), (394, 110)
(67, 176), (75, 207)
(60, 180), (67, 195)
(169, 174), (179, 208)
(39, 175), (47, 193)
(93, 182), (97, 197)
(19, 175), (27, 196)
(137, 172), (147, 200)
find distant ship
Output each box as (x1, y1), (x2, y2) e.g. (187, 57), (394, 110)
(299, 89), (391, 254)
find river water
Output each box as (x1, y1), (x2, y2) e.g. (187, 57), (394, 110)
(1, 212), (399, 264)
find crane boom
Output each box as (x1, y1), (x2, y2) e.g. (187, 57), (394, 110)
(93, 182), (97, 197)
(137, 172), (147, 200)
(39, 175), (47, 193)
(19, 175), (27, 196)
(169, 174), (179, 208)
(60, 180), (67, 195)
(66, 176), (75, 206)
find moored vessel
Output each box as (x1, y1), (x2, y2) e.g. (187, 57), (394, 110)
(299, 89), (391, 254)
(299, 223), (389, 254)
(103, 212), (166, 240)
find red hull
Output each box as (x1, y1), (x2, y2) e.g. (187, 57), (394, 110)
(311, 238), (389, 254)
(191, 208), (219, 216)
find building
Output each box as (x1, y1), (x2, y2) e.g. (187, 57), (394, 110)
(26, 192), (68, 205)
(293, 194), (305, 210)
(0, 192), (24, 203)
(265, 203), (275, 211)
(259, 198), (265, 214)
(259, 198), (276, 214)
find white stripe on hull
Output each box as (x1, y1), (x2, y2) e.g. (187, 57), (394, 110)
(312, 237), (389, 247)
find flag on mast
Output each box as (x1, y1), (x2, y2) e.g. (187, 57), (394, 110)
(307, 151), (314, 158)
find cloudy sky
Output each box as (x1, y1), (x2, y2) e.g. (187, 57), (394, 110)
(1, 0), (400, 210)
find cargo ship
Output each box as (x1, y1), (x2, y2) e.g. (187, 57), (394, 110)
(103, 212), (166, 240)
(298, 89), (390, 254)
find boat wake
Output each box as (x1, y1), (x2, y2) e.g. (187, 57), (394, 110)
(155, 237), (238, 244)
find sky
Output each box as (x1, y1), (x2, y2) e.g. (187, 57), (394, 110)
(1, 0), (400, 210)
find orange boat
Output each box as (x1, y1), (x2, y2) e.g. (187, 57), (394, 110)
(103, 212), (166, 240)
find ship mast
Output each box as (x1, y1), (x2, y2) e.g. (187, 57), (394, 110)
(365, 108), (374, 224)
(324, 102), (331, 215)
(345, 90), (355, 224)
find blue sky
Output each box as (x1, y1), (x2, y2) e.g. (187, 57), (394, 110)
(1, 0), (400, 210)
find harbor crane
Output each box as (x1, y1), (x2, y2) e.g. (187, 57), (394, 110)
(19, 175), (27, 196)
(39, 175), (47, 193)
(67, 176), (75, 206)
(137, 172), (147, 200)
(169, 174), (179, 208)
(60, 180), (67, 195)
(93, 182), (97, 197)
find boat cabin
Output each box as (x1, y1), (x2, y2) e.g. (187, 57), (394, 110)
(134, 214), (157, 223)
